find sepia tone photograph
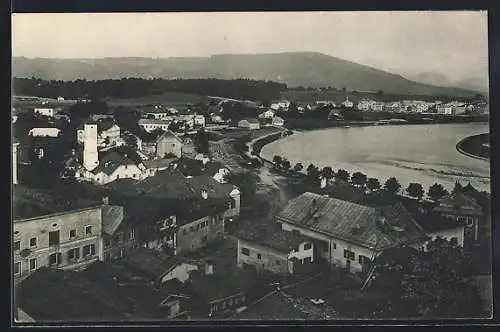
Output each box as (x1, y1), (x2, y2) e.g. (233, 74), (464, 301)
(11, 11), (492, 323)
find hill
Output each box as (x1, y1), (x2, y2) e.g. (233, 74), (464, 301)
(12, 53), (479, 97)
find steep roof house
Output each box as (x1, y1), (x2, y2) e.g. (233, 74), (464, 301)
(276, 192), (429, 275)
(89, 151), (144, 185)
(155, 130), (183, 159)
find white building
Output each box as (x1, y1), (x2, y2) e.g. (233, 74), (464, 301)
(341, 97), (354, 108)
(238, 119), (260, 130)
(13, 143), (19, 185)
(87, 152), (144, 185)
(437, 105), (453, 115)
(261, 110), (275, 119)
(138, 119), (172, 133)
(272, 116), (285, 127)
(28, 128), (60, 137)
(83, 123), (99, 171)
(33, 108), (54, 117)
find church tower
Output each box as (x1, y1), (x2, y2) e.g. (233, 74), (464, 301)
(83, 123), (99, 171)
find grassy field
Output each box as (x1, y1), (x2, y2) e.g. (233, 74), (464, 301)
(105, 92), (210, 108)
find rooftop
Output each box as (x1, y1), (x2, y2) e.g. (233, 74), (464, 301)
(157, 130), (183, 143)
(235, 220), (311, 253)
(186, 270), (245, 303)
(277, 192), (428, 250)
(16, 267), (164, 321)
(106, 170), (234, 201)
(101, 205), (125, 236)
(12, 184), (102, 221)
(143, 157), (178, 170)
(138, 118), (172, 125)
(121, 248), (176, 280)
(233, 291), (308, 320)
(414, 211), (464, 233)
(97, 119), (118, 132)
(436, 191), (483, 213)
(93, 151), (138, 176)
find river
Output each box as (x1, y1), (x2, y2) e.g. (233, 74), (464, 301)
(261, 123), (490, 193)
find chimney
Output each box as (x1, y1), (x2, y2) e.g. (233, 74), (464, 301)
(205, 261), (214, 275)
(102, 196), (109, 205)
(201, 190), (208, 200)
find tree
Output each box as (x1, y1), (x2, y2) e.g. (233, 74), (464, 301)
(351, 171), (367, 187)
(336, 169), (350, 182)
(427, 183), (449, 201)
(272, 155), (282, 170)
(194, 128), (209, 154)
(377, 90), (384, 96)
(306, 164), (320, 186)
(293, 162), (304, 173)
(281, 159), (291, 173)
(321, 166), (335, 183)
(369, 237), (484, 319)
(366, 178), (381, 192)
(406, 183), (425, 200)
(384, 177), (401, 195)
(453, 181), (463, 193)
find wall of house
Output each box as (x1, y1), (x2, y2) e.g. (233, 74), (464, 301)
(160, 262), (199, 284)
(156, 137), (182, 158)
(237, 238), (290, 275)
(288, 241), (314, 263)
(426, 227), (465, 248)
(103, 225), (137, 261)
(279, 221), (375, 273)
(13, 207), (103, 279)
(100, 126), (121, 143)
(33, 108), (54, 117)
(94, 164), (143, 185)
(176, 214), (225, 255)
(224, 189), (241, 219)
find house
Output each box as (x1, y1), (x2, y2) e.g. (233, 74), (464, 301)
(15, 265), (188, 321)
(235, 222), (314, 276)
(433, 190), (483, 242)
(90, 114), (114, 122)
(275, 192), (429, 274)
(138, 119), (172, 133)
(210, 114), (224, 123)
(97, 119), (121, 145)
(185, 266), (246, 317)
(156, 130), (183, 158)
(370, 102), (385, 112)
(357, 101), (371, 111)
(238, 118), (260, 130)
(33, 108), (54, 117)
(261, 110), (275, 119)
(88, 151), (144, 185)
(175, 157), (230, 183)
(57, 96), (65, 102)
(193, 115), (206, 128)
(142, 157), (178, 177)
(437, 105), (453, 115)
(101, 202), (138, 261)
(272, 116), (285, 127)
(414, 212), (465, 248)
(341, 97), (354, 108)
(121, 248), (198, 285)
(13, 200), (104, 281)
(28, 128), (60, 137)
(145, 108), (171, 120)
(453, 106), (467, 115)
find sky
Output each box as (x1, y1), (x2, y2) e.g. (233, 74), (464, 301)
(12, 11), (489, 83)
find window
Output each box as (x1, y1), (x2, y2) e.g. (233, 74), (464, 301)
(115, 233), (123, 243)
(303, 242), (312, 250)
(30, 237), (37, 247)
(49, 253), (62, 266)
(128, 229), (135, 240)
(68, 248), (80, 261)
(303, 257), (312, 264)
(241, 248), (250, 256)
(358, 255), (371, 265)
(257, 253), (262, 260)
(190, 226), (195, 232)
(183, 229), (188, 235)
(343, 249), (355, 261)
(83, 244), (96, 257)
(104, 239), (110, 247)
(49, 231), (60, 246)
(85, 226), (93, 235)
(29, 258), (37, 271)
(14, 241), (20, 251)
(14, 262), (21, 275)
(230, 199), (236, 209)
(332, 242), (337, 250)
(69, 229), (76, 239)
(116, 174), (120, 179)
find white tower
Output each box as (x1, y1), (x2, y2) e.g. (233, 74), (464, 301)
(12, 143), (19, 185)
(83, 123), (99, 171)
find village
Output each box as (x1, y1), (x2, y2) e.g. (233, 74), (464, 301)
(11, 88), (492, 322)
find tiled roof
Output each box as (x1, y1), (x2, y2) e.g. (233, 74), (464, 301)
(235, 221), (311, 253)
(276, 192), (428, 250)
(415, 211), (464, 233)
(138, 119), (172, 126)
(16, 267), (158, 321)
(234, 291), (307, 320)
(92, 151), (137, 176)
(106, 170), (234, 200)
(157, 130), (183, 143)
(143, 158), (178, 170)
(186, 271), (244, 302)
(122, 248), (175, 280)
(101, 205), (125, 236)
(436, 191), (482, 214)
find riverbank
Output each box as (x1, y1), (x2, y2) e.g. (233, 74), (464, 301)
(456, 133), (490, 161)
